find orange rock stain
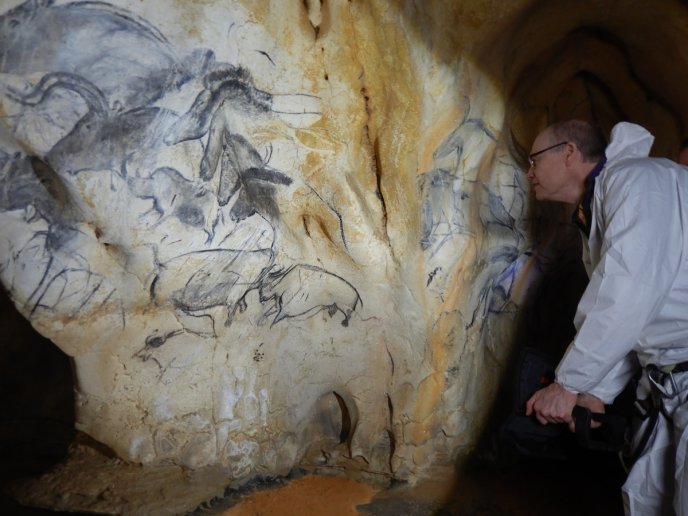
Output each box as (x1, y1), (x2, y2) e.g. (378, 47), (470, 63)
(222, 475), (378, 516)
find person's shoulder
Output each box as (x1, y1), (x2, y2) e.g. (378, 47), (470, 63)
(601, 157), (644, 183)
(601, 156), (684, 193)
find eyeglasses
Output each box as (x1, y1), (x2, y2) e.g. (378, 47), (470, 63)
(528, 141), (568, 168)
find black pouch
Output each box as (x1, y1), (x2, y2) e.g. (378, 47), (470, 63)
(501, 347), (627, 459)
(501, 347), (572, 459)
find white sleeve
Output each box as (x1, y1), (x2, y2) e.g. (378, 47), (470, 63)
(555, 166), (681, 401)
(558, 352), (637, 404)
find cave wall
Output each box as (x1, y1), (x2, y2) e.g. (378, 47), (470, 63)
(1, 0), (687, 488)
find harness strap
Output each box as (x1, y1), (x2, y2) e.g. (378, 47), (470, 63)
(621, 397), (659, 473)
(620, 362), (688, 472)
(654, 360), (688, 374)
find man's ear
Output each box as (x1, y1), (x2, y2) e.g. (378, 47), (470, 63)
(563, 142), (578, 165)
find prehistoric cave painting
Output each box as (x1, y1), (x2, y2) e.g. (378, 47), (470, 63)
(1, 1), (302, 189)
(164, 66), (296, 217)
(256, 264), (363, 327)
(0, 0), (366, 346)
(127, 167), (213, 230)
(420, 167), (471, 255)
(134, 260), (363, 368)
(421, 106), (499, 256)
(0, 151), (121, 321)
(172, 250), (272, 312)
(165, 66), (273, 161)
(465, 246), (532, 330)
(133, 328), (185, 367)
(131, 259), (363, 371)
(0, 152), (76, 237)
(421, 99), (531, 329)
(432, 117), (496, 165)
(483, 184), (519, 235)
(0, 0), (211, 112)
(147, 247), (275, 336)
(45, 267), (113, 318)
(207, 133), (293, 222)
(9, 76), (180, 183)
(125, 165), (233, 249)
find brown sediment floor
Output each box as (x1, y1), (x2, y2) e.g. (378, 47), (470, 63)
(215, 455), (625, 516)
(0, 445), (625, 515)
(222, 475), (379, 516)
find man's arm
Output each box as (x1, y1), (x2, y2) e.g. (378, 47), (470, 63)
(528, 165), (680, 429)
(562, 351), (638, 404)
(556, 165), (681, 396)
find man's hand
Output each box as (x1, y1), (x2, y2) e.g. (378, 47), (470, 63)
(525, 382), (577, 428)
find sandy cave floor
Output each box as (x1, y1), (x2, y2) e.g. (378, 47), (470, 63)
(208, 456), (626, 516)
(0, 444), (626, 515)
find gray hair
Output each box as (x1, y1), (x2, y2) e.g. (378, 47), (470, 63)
(548, 120), (606, 163)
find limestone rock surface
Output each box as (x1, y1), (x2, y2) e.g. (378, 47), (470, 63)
(2, 1), (688, 504)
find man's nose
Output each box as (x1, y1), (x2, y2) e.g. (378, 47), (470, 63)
(526, 165), (534, 180)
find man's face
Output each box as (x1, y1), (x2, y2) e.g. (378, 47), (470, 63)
(526, 130), (569, 202)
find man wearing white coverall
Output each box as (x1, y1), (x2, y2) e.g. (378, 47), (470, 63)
(525, 120), (688, 515)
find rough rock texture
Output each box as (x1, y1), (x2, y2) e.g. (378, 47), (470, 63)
(1, 0), (688, 510)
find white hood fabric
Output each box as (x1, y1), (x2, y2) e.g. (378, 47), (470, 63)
(605, 122), (655, 162)
(556, 122), (688, 402)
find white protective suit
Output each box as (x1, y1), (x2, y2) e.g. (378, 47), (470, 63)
(554, 122), (688, 515)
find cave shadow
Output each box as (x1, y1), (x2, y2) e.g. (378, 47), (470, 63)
(440, 215), (628, 515)
(0, 286), (80, 515)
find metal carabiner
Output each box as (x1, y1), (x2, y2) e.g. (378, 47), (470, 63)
(647, 366), (679, 399)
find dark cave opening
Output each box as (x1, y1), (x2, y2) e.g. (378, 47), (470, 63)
(0, 287), (75, 514)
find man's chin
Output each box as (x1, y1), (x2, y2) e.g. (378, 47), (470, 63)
(532, 188), (552, 202)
